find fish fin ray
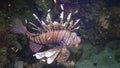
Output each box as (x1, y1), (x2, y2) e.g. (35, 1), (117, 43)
(29, 41), (42, 53)
(10, 19), (27, 34)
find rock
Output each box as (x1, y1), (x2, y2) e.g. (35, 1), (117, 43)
(75, 47), (120, 68)
(14, 61), (24, 68)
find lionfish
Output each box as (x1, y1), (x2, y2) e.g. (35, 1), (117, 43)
(11, 9), (81, 64)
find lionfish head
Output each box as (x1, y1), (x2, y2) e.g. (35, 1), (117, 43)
(74, 35), (81, 47)
(66, 32), (81, 47)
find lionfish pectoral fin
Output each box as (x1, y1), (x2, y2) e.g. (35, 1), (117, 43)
(56, 47), (70, 64)
(46, 49), (61, 64)
(29, 41), (42, 53)
(44, 46), (62, 64)
(33, 46), (61, 64)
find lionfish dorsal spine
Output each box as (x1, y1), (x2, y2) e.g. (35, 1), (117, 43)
(60, 13), (71, 30)
(41, 20), (50, 31)
(29, 22), (41, 31)
(32, 27), (40, 31)
(67, 20), (73, 30)
(71, 26), (80, 31)
(60, 11), (64, 24)
(33, 13), (41, 24)
(63, 13), (71, 25)
(73, 19), (80, 26)
(46, 9), (53, 24)
(69, 19), (80, 30)
(29, 9), (80, 32)
(67, 13), (72, 22)
(46, 12), (52, 23)
(33, 13), (50, 31)
(41, 20), (46, 25)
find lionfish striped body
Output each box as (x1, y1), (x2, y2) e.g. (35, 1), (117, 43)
(11, 10), (81, 64)
(24, 10), (81, 51)
(28, 30), (79, 47)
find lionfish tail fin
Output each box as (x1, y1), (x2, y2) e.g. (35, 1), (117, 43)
(10, 19), (27, 35)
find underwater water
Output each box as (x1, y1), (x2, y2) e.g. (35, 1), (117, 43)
(0, 0), (120, 68)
